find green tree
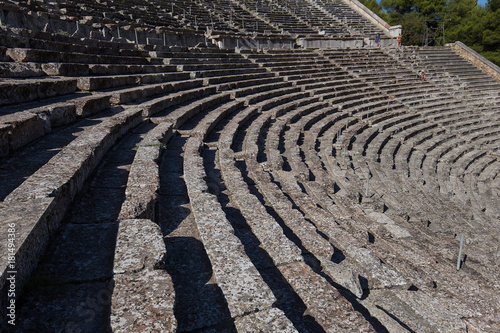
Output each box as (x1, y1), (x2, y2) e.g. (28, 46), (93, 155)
(481, 8), (500, 64)
(487, 0), (500, 11)
(379, 0), (500, 65)
(381, 0), (447, 44)
(357, 0), (390, 21)
(399, 12), (426, 45)
(445, 0), (484, 45)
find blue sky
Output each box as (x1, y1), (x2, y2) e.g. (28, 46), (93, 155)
(477, 0), (487, 5)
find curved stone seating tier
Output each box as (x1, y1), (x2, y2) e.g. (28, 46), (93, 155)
(1, 30), (251, 157)
(394, 128), (500, 231)
(3, 0), (385, 38)
(298, 88), (498, 254)
(183, 137), (292, 323)
(266, 99), (330, 169)
(2, 8), (500, 332)
(276, 0), (350, 35)
(0, 76), (209, 156)
(392, 46), (500, 107)
(0, 41), (249, 326)
(145, 80), (375, 330)
(322, 49), (498, 148)
(318, 126), (500, 292)
(242, 77), (500, 333)
(0, 26), (136, 56)
(0, 105), (144, 324)
(201, 0), (280, 34)
(314, 0), (384, 36)
(215, 100), (376, 332)
(6, 68), (262, 327)
(463, 157), (500, 219)
(376, 122), (440, 171)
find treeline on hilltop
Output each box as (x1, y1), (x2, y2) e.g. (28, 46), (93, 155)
(360, 0), (500, 65)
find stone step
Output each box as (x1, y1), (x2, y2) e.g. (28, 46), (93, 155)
(0, 77), (78, 106)
(0, 107), (144, 320)
(76, 72), (191, 91)
(6, 47), (163, 65)
(41, 63), (179, 77)
(140, 85), (217, 117)
(0, 93), (114, 156)
(183, 138), (280, 318)
(119, 121), (174, 221)
(111, 218), (176, 331)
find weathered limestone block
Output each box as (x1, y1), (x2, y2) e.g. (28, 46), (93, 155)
(363, 290), (467, 333)
(0, 198), (56, 319)
(0, 62), (44, 77)
(368, 211), (412, 238)
(6, 48), (60, 62)
(347, 246), (408, 290)
(189, 188), (276, 318)
(5, 144), (98, 201)
(221, 159), (303, 267)
(42, 62), (90, 76)
(33, 103), (77, 128)
(5, 107), (142, 203)
(397, 290), (467, 332)
(74, 94), (111, 117)
(119, 122), (173, 221)
(126, 158), (160, 191)
(119, 187), (157, 221)
(1, 111), (48, 151)
(0, 78), (77, 106)
(191, 100), (245, 140)
(111, 219), (175, 332)
(111, 271), (176, 333)
(113, 219), (166, 274)
(278, 261), (375, 332)
(77, 75), (137, 91)
(320, 260), (363, 299)
(165, 93), (231, 129)
(110, 81), (174, 105)
(234, 308), (298, 332)
(141, 85), (214, 118)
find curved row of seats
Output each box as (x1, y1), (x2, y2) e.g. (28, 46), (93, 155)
(393, 46), (500, 106)
(4, 0), (386, 38)
(1, 25), (499, 332)
(235, 48), (499, 331)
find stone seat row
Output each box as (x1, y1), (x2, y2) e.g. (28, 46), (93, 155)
(5, 0), (382, 37)
(102, 66), (378, 330)
(324, 49), (498, 133)
(236, 79), (490, 330)
(1, 52), (265, 325)
(340, 104), (500, 231)
(306, 97), (499, 273)
(393, 46), (500, 106)
(210, 89), (380, 331)
(103, 50), (486, 328)
(102, 71), (323, 329)
(2, 31), (499, 332)
(1, 42), (328, 308)
(0, 31), (290, 156)
(267, 46), (500, 233)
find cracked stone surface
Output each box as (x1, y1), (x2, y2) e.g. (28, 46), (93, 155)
(111, 270), (176, 333)
(113, 219), (166, 274)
